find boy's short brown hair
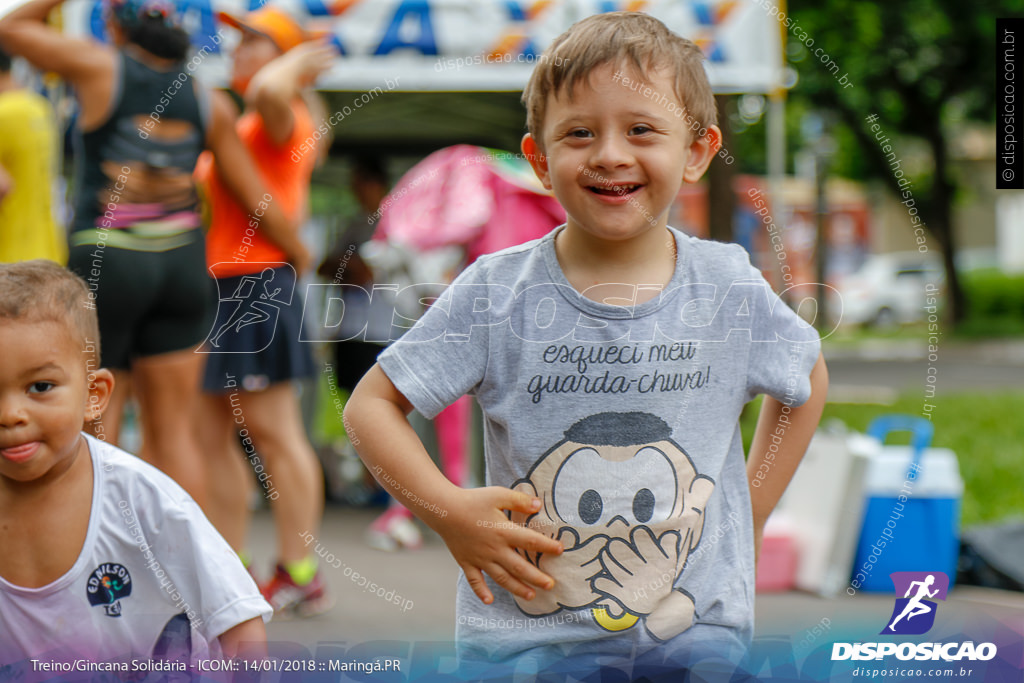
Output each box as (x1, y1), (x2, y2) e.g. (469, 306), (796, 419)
(522, 11), (717, 144)
(0, 260), (101, 365)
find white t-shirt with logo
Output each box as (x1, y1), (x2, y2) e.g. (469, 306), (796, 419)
(0, 434), (272, 666)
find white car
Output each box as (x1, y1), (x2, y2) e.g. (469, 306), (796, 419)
(831, 252), (944, 327)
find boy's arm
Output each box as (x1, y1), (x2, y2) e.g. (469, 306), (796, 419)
(747, 352), (828, 564)
(345, 364), (564, 605)
(217, 616), (266, 659)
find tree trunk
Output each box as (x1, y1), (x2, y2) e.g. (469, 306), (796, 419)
(833, 101), (966, 327)
(707, 95), (735, 243)
(940, 217), (964, 325)
(926, 131), (966, 326)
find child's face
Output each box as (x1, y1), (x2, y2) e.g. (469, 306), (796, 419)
(0, 319), (112, 486)
(523, 62), (721, 244)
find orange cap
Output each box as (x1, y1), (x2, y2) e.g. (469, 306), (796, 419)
(217, 6), (308, 53)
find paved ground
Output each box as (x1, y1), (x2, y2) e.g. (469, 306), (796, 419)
(824, 338), (1024, 399)
(254, 507), (458, 648)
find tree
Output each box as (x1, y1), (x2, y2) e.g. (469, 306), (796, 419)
(786, 0), (1005, 325)
(708, 94), (737, 243)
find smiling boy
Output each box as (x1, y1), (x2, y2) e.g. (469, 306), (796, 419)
(346, 11), (828, 675)
(0, 260), (270, 667)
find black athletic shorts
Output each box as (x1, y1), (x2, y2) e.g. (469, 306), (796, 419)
(67, 231), (214, 370)
(200, 265), (314, 393)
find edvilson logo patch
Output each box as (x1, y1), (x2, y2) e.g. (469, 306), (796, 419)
(87, 563), (132, 617)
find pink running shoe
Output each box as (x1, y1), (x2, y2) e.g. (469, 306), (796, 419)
(367, 506), (423, 551)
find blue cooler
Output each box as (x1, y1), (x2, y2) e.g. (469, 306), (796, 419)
(851, 416), (963, 592)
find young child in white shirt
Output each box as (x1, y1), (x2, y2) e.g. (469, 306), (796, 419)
(0, 260), (271, 668)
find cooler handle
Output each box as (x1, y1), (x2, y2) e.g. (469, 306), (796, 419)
(867, 414), (934, 480)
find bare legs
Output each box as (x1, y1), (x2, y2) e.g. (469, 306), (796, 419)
(196, 391), (253, 551)
(201, 381), (323, 564)
(131, 348), (208, 508)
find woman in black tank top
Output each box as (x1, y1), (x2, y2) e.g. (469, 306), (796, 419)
(0, 0), (306, 524)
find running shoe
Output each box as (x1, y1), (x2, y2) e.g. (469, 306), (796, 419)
(367, 507), (423, 551)
(261, 565), (334, 618)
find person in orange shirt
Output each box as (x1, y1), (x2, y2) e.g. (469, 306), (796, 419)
(194, 6), (336, 617)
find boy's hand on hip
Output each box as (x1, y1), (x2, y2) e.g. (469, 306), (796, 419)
(436, 487), (563, 605)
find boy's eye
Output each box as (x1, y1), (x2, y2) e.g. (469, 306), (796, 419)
(568, 128), (592, 139)
(630, 125), (653, 136)
(28, 381), (55, 394)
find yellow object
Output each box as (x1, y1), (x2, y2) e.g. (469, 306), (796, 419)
(592, 606), (639, 632)
(284, 555), (319, 586)
(0, 90), (65, 265)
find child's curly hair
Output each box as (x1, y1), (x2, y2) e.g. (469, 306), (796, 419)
(0, 260), (101, 365)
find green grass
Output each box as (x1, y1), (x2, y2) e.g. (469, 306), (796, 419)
(953, 318), (1024, 339)
(821, 324), (931, 348)
(740, 393), (1024, 527)
(313, 368), (351, 444)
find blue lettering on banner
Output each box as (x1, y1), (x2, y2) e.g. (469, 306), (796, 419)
(88, 1), (103, 41)
(326, 33), (349, 55)
(81, 0), (741, 76)
(178, 0), (219, 51)
(503, 1), (540, 59)
(693, 2), (716, 26)
(300, 0), (331, 15)
(374, 0), (438, 56)
(84, 0), (695, 63)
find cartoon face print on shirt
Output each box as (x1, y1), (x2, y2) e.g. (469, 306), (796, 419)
(509, 412), (715, 642)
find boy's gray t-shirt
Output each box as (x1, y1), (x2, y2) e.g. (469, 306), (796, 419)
(377, 226), (820, 664)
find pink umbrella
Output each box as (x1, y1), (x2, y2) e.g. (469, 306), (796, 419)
(375, 144), (565, 262)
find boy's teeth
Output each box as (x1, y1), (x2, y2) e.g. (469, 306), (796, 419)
(591, 185), (638, 195)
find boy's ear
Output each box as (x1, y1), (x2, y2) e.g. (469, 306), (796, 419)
(521, 134), (553, 190)
(85, 368), (114, 425)
(682, 124), (723, 184)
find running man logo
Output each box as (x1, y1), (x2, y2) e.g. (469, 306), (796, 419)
(882, 571), (949, 635)
(201, 263), (294, 354)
